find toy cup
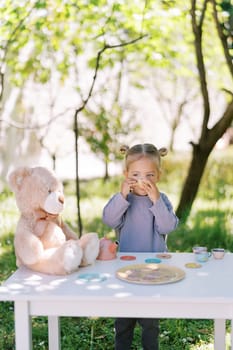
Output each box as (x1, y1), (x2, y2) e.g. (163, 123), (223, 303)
(192, 246), (207, 254)
(212, 248), (225, 260)
(195, 251), (211, 263)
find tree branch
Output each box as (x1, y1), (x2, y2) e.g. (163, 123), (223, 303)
(1, 0), (34, 65)
(0, 107), (74, 129)
(211, 0), (233, 78)
(74, 34), (147, 117)
(191, 0), (211, 139)
(210, 97), (233, 141)
(0, 1), (37, 104)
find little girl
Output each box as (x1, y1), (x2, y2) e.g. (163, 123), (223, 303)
(102, 143), (178, 350)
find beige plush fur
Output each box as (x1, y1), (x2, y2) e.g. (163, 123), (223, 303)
(8, 166), (100, 275)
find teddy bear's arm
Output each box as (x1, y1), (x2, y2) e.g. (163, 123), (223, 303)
(61, 221), (78, 240)
(34, 219), (49, 237)
(15, 229), (44, 266)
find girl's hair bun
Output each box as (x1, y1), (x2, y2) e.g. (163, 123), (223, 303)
(158, 147), (168, 157)
(120, 145), (129, 155)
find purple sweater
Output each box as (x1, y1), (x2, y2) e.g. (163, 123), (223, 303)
(102, 192), (178, 253)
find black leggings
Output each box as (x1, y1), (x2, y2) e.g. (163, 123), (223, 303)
(115, 318), (159, 350)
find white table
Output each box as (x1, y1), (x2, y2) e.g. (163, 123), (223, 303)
(0, 252), (232, 350)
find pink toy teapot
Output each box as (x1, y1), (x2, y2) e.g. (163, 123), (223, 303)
(97, 237), (118, 260)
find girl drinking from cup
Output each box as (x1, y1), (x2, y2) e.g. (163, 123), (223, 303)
(103, 143), (178, 350)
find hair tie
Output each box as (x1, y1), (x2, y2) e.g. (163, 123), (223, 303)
(158, 147), (168, 157)
(119, 145), (129, 155)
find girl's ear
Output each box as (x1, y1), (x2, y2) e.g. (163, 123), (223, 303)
(123, 169), (128, 178)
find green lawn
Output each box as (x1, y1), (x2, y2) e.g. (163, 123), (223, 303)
(0, 148), (232, 349)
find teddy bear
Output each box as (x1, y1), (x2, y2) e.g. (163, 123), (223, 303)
(8, 166), (100, 275)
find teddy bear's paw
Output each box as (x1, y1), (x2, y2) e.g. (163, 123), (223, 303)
(63, 240), (83, 273)
(80, 232), (100, 266)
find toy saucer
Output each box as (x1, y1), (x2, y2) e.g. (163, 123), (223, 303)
(185, 262), (202, 269)
(156, 253), (172, 259)
(145, 258), (161, 264)
(77, 273), (107, 282)
(120, 255), (136, 261)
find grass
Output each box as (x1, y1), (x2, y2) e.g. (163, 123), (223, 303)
(0, 147), (233, 349)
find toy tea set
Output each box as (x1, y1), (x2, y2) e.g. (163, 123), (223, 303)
(184, 246), (225, 269)
(193, 246), (225, 262)
(97, 238), (185, 285)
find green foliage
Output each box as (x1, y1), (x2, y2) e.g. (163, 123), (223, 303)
(1, 0), (152, 87)
(217, 0), (233, 52)
(81, 104), (139, 175)
(1, 0), (209, 92)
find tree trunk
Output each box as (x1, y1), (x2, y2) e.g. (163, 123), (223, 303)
(176, 144), (210, 220)
(176, 0), (233, 221)
(104, 159), (109, 181)
(176, 98), (233, 220)
(168, 128), (175, 153)
(74, 112), (82, 237)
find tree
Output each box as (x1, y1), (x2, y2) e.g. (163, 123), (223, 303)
(176, 0), (233, 220)
(1, 0), (232, 226)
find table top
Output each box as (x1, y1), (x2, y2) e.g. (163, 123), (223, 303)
(0, 252), (233, 319)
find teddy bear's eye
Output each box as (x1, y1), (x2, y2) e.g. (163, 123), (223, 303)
(48, 189), (52, 194)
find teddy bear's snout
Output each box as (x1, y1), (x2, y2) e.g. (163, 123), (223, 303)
(59, 194), (64, 204)
(43, 191), (64, 214)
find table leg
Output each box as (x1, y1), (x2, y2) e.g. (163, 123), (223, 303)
(14, 301), (32, 350)
(231, 319), (233, 350)
(214, 319), (225, 350)
(48, 316), (60, 350)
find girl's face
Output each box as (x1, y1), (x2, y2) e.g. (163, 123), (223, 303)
(125, 156), (160, 196)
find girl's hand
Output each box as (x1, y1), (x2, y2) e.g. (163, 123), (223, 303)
(141, 179), (160, 203)
(121, 178), (137, 198)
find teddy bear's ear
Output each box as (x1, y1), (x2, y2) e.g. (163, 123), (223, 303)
(8, 167), (33, 192)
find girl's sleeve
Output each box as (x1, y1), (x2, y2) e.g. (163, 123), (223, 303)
(149, 193), (179, 235)
(102, 193), (130, 229)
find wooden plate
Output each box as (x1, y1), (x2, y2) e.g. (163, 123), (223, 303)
(116, 263), (185, 285)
